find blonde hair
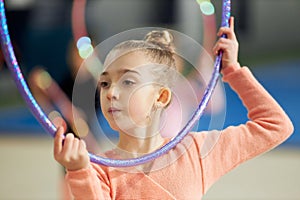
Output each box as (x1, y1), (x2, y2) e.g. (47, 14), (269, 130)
(104, 30), (177, 87)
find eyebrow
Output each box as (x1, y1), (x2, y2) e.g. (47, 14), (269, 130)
(100, 69), (141, 76)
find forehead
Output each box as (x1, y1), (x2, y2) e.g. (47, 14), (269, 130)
(101, 52), (160, 81)
(103, 51), (150, 72)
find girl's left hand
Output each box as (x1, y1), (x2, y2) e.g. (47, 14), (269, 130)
(213, 17), (240, 71)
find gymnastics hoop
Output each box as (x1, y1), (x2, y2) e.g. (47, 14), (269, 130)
(0, 0), (231, 167)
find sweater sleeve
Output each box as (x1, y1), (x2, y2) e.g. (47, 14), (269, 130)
(200, 65), (294, 193)
(64, 163), (111, 200)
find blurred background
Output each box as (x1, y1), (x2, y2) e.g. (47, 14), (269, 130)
(0, 0), (299, 199)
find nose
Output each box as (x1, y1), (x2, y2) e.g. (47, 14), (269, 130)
(106, 84), (119, 100)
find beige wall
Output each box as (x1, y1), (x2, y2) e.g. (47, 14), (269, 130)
(0, 135), (299, 200)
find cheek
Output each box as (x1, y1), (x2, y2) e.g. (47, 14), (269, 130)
(99, 91), (109, 118)
(128, 88), (155, 118)
(99, 91), (105, 108)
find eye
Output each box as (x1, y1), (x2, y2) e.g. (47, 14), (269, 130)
(122, 79), (135, 86)
(99, 81), (110, 89)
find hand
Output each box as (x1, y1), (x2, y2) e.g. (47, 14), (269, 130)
(213, 17), (240, 71)
(54, 127), (90, 171)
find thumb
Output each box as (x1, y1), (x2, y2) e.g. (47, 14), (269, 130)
(54, 127), (65, 155)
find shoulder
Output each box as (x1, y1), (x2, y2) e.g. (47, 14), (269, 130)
(178, 130), (222, 157)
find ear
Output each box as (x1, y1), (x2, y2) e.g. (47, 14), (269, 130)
(156, 87), (172, 108)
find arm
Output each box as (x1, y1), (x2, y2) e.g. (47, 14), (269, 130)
(199, 17), (294, 192)
(200, 64), (294, 192)
(64, 163), (111, 200)
(54, 128), (110, 199)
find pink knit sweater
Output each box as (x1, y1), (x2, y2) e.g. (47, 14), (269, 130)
(64, 66), (294, 200)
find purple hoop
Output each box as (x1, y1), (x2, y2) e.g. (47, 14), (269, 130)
(0, 0), (231, 167)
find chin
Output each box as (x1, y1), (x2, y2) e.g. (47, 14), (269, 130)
(107, 121), (119, 131)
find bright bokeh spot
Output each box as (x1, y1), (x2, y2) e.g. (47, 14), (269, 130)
(78, 44), (93, 59)
(36, 70), (52, 89)
(75, 117), (90, 138)
(77, 36), (91, 49)
(77, 36), (94, 59)
(48, 110), (62, 121)
(200, 1), (215, 16)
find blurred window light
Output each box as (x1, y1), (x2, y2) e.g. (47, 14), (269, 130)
(6, 0), (35, 10)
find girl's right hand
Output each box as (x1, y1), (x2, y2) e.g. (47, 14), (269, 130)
(54, 127), (90, 171)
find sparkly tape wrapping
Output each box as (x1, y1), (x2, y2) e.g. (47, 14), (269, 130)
(0, 0), (231, 167)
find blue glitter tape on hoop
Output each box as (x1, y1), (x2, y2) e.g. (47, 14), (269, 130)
(0, 0), (231, 167)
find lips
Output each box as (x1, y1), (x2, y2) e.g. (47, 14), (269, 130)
(108, 107), (121, 114)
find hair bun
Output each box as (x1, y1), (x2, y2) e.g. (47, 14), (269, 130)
(144, 30), (175, 53)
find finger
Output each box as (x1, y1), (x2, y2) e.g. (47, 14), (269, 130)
(54, 127), (65, 155)
(217, 27), (231, 37)
(228, 17), (237, 40)
(78, 140), (87, 154)
(213, 38), (230, 53)
(72, 138), (80, 155)
(77, 140), (88, 161)
(61, 133), (75, 156)
(230, 16), (235, 32)
(213, 43), (230, 55)
(212, 42), (220, 55)
(218, 27), (236, 40)
(218, 17), (236, 40)
(212, 43), (219, 55)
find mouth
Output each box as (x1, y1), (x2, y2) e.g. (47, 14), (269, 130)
(108, 107), (121, 114)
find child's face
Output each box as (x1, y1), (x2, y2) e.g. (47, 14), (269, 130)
(99, 51), (160, 133)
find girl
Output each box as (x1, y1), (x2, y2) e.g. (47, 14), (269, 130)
(53, 17), (294, 199)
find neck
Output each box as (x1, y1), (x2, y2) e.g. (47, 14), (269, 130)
(117, 112), (165, 157)
(117, 131), (165, 156)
